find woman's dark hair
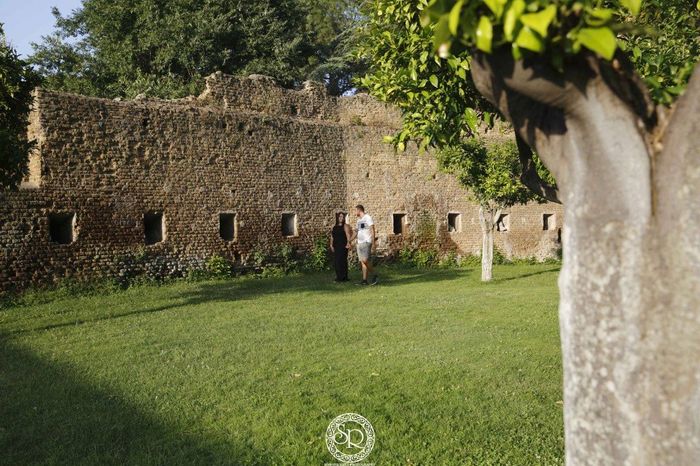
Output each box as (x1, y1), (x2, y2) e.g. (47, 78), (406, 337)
(336, 212), (346, 225)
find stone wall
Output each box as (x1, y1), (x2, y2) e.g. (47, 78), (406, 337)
(0, 74), (562, 292)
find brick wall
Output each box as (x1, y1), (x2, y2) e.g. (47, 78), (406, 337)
(0, 74), (562, 292)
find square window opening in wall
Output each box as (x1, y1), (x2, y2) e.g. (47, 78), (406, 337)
(543, 213), (556, 231)
(219, 213), (237, 241)
(281, 213), (298, 237)
(392, 213), (406, 235)
(48, 212), (76, 244)
(144, 212), (165, 245)
(497, 213), (509, 232)
(448, 212), (461, 233)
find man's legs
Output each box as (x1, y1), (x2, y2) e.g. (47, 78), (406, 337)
(361, 259), (371, 280)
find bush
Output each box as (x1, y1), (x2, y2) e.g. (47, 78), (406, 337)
(459, 254), (481, 267)
(398, 247), (415, 266)
(438, 251), (459, 269)
(493, 246), (510, 265)
(277, 243), (298, 273)
(397, 246), (439, 268)
(259, 265), (286, 278)
(206, 254), (232, 278)
(413, 248), (439, 268)
(305, 236), (330, 271)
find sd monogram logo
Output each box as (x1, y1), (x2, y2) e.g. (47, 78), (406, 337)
(325, 413), (375, 464)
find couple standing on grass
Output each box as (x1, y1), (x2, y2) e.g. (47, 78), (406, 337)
(330, 204), (379, 286)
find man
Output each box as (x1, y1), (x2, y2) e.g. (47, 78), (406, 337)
(350, 204), (378, 285)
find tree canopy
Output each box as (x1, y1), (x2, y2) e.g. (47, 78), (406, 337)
(30, 0), (365, 98)
(357, 0), (698, 149)
(437, 138), (543, 208)
(0, 24), (39, 189)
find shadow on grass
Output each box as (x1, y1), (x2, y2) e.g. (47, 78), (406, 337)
(0, 339), (269, 465)
(492, 266), (561, 283)
(3, 266), (563, 337)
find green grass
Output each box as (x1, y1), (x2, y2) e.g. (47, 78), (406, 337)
(0, 265), (564, 465)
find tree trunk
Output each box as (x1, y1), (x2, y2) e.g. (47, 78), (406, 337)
(478, 205), (500, 282)
(472, 53), (700, 464)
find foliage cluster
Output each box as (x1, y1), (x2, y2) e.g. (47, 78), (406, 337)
(29, 0), (365, 98)
(436, 139), (539, 207)
(357, 0), (698, 154)
(0, 24), (40, 189)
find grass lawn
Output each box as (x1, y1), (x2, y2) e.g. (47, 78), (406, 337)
(0, 264), (564, 465)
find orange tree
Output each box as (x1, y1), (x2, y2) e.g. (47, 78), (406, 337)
(358, 0), (699, 463)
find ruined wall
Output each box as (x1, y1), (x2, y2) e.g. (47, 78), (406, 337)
(343, 125), (562, 259)
(0, 74), (561, 292)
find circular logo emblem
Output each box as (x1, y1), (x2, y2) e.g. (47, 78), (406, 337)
(326, 413), (375, 463)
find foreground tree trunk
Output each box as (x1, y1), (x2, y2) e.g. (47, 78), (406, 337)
(472, 52), (700, 464)
(478, 205), (500, 281)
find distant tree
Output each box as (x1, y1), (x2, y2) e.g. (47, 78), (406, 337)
(0, 24), (40, 190)
(30, 0), (317, 98)
(437, 139), (552, 280)
(29, 0), (371, 98)
(303, 0), (367, 95)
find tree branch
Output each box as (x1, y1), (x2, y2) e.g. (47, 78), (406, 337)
(515, 134), (561, 204)
(596, 52), (658, 130)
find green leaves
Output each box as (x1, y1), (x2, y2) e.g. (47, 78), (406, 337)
(576, 27), (617, 60)
(483, 0), (507, 19)
(419, 0), (688, 69)
(620, 0), (642, 15)
(449, 1), (464, 34)
(436, 139), (542, 208)
(516, 26), (544, 52)
(503, 0), (526, 40)
(0, 24), (40, 189)
(476, 16), (494, 52)
(464, 107), (479, 132)
(519, 5), (557, 37)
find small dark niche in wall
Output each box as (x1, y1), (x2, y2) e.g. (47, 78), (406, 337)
(392, 213), (406, 235)
(219, 213), (236, 241)
(48, 212), (76, 244)
(144, 211), (164, 245)
(543, 213), (555, 231)
(281, 213), (297, 237)
(448, 213), (461, 233)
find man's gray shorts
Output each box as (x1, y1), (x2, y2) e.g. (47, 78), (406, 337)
(357, 242), (372, 261)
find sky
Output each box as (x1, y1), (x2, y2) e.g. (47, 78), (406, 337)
(0, 0), (83, 57)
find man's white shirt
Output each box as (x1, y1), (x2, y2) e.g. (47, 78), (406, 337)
(356, 214), (374, 244)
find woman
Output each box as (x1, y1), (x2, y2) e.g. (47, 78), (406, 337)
(330, 212), (352, 282)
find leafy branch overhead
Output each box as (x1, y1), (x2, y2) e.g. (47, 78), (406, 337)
(426, 0), (700, 107)
(357, 0), (698, 151)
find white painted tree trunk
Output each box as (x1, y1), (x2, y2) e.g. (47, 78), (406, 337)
(478, 205), (500, 282)
(472, 55), (700, 464)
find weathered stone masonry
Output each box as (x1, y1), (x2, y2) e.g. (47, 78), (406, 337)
(0, 73), (562, 291)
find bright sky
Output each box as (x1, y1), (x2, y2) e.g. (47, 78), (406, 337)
(0, 0), (83, 57)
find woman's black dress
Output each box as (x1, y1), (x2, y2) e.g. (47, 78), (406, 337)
(332, 224), (349, 281)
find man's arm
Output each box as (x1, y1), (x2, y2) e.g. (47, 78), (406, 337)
(344, 224), (352, 248)
(370, 225), (376, 250)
